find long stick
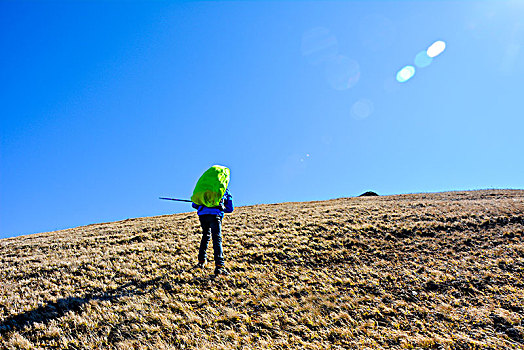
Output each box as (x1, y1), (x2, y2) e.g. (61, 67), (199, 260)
(159, 197), (192, 203)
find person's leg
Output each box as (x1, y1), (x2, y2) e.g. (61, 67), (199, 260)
(198, 215), (212, 264)
(210, 215), (224, 268)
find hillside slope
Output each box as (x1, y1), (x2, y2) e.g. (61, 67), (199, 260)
(1, 190), (523, 349)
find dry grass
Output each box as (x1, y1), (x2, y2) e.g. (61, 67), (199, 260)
(1, 189), (523, 349)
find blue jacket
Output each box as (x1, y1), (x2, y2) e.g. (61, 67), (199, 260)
(192, 189), (234, 217)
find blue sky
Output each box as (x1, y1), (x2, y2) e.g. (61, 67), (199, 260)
(1, 1), (523, 238)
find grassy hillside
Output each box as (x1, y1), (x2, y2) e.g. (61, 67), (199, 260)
(1, 190), (523, 349)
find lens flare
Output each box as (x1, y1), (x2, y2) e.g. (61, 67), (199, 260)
(351, 99), (374, 120)
(301, 27), (339, 65)
(414, 51), (433, 68)
(396, 65), (415, 83)
(325, 55), (360, 90)
(427, 40), (446, 58)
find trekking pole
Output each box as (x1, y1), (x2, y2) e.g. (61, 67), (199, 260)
(159, 197), (193, 203)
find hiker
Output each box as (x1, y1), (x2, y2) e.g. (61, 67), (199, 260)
(192, 188), (234, 275)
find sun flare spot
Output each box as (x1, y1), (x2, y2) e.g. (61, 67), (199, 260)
(396, 65), (415, 83)
(427, 40), (446, 58)
(414, 51), (433, 68)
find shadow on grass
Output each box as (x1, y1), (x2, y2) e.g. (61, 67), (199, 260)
(0, 268), (190, 335)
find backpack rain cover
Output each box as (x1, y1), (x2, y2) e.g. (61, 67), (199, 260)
(191, 165), (230, 207)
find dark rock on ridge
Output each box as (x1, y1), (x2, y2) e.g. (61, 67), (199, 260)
(359, 191), (379, 197)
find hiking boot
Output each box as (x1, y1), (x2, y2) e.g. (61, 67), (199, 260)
(195, 261), (206, 269)
(214, 266), (230, 276)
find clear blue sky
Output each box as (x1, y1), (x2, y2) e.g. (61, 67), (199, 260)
(1, 1), (523, 238)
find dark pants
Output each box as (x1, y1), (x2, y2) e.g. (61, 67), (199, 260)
(198, 215), (224, 267)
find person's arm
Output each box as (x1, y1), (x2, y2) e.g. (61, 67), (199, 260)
(192, 202), (199, 210)
(224, 191), (234, 213)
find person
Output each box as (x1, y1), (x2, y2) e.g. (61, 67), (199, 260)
(192, 188), (234, 276)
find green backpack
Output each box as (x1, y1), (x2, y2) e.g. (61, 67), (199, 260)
(191, 165), (230, 207)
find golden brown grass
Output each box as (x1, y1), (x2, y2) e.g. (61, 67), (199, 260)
(1, 190), (523, 349)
